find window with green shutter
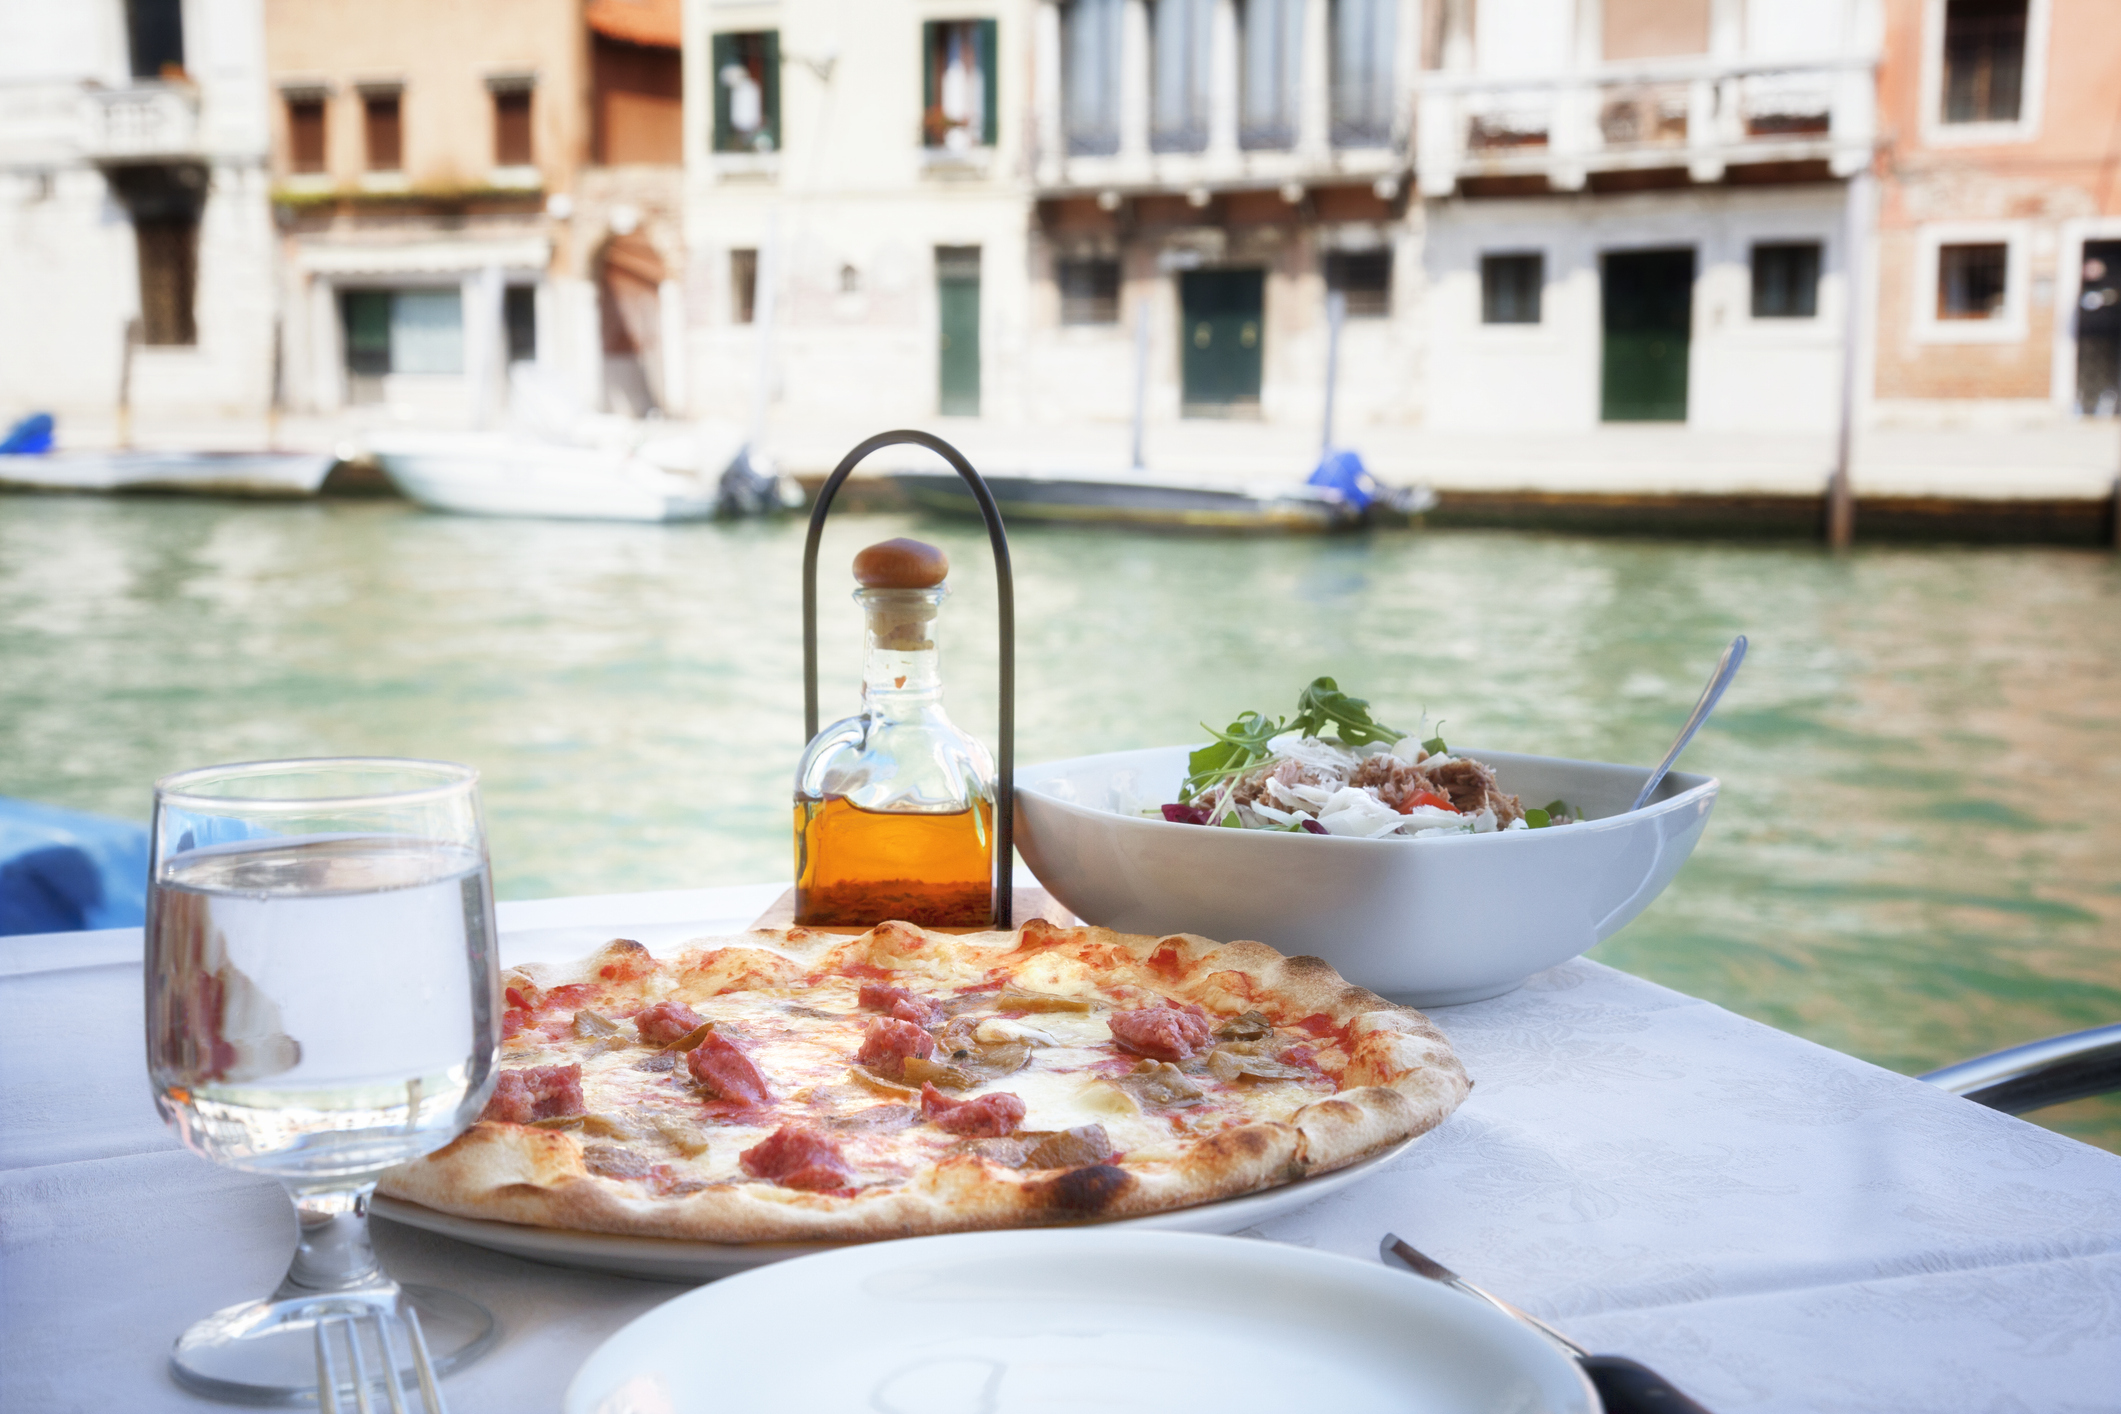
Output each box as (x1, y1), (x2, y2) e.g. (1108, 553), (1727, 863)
(712, 31), (780, 153)
(922, 18), (997, 149)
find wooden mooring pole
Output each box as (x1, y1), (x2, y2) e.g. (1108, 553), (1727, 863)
(1827, 169), (1870, 551)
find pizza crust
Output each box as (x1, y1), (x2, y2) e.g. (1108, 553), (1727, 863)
(379, 920), (1471, 1243)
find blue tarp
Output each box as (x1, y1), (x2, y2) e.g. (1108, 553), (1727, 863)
(0, 797), (148, 935)
(1, 412), (54, 455)
(1306, 448), (1379, 511)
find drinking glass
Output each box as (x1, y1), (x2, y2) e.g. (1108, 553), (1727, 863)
(147, 758), (502, 1403)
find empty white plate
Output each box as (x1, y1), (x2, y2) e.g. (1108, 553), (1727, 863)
(564, 1229), (1596, 1414)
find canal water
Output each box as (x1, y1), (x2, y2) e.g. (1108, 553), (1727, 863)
(3, 495), (2116, 1150)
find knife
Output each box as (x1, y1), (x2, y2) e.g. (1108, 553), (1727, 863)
(1379, 1234), (1715, 1414)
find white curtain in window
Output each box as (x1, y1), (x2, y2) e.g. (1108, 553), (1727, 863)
(391, 290), (463, 375)
(1240, 0), (1305, 149)
(1065, 0), (1123, 155)
(1152, 0), (1214, 152)
(1329, 0), (1395, 146)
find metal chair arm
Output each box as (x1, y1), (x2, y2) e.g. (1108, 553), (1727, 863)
(1919, 1023), (2121, 1116)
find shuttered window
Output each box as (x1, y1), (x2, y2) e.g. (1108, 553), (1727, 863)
(493, 88), (533, 166)
(1152, 0), (1213, 153)
(286, 95), (326, 173)
(712, 31), (780, 153)
(362, 90), (402, 171)
(1240, 0), (1305, 150)
(1063, 0), (1122, 155)
(923, 20), (998, 149)
(1329, 0), (1395, 147)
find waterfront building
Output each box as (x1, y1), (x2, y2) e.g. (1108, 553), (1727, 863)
(264, 0), (688, 425)
(1871, 0), (2121, 426)
(680, 0), (1883, 458)
(0, 0), (276, 433)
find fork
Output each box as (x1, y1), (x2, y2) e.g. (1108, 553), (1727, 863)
(312, 1305), (448, 1414)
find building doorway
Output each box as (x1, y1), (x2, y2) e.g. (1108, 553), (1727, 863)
(1179, 268), (1264, 415)
(937, 246), (981, 416)
(598, 233), (666, 414)
(2076, 239), (2121, 415)
(1601, 248), (1694, 422)
(339, 287), (464, 404)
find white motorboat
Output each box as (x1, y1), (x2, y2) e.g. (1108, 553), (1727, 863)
(369, 431), (725, 523)
(0, 450), (337, 497)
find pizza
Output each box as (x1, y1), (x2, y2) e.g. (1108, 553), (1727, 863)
(378, 918), (1471, 1243)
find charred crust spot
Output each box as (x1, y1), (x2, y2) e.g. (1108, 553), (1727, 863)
(603, 938), (648, 955)
(1203, 1125), (1275, 1162)
(1035, 1163), (1134, 1213)
(1280, 955), (1339, 979)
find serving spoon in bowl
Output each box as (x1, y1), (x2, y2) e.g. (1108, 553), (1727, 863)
(1631, 635), (1747, 813)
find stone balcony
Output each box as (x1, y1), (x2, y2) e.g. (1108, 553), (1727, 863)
(80, 81), (202, 164)
(1414, 52), (1875, 196)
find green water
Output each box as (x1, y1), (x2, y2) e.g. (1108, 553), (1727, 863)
(4, 495), (2117, 1150)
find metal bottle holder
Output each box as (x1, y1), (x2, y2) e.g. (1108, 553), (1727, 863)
(801, 430), (1015, 929)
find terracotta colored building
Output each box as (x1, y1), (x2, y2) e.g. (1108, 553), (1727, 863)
(1870, 0), (2121, 421)
(265, 0), (687, 421)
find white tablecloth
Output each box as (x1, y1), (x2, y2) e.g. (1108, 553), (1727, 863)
(5, 884), (2117, 1413)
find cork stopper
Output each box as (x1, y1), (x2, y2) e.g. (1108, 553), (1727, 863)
(854, 539), (949, 589)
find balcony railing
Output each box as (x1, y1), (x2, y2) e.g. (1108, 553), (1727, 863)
(1414, 53), (1874, 195)
(81, 82), (202, 163)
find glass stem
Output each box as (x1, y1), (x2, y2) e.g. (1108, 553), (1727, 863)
(271, 1181), (389, 1300)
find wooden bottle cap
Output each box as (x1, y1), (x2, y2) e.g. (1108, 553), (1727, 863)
(853, 538), (949, 589)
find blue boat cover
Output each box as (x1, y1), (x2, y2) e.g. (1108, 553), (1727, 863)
(1, 412), (55, 455)
(0, 797), (148, 936)
(1306, 448), (1378, 511)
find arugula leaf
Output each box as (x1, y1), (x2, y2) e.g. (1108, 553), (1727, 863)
(1543, 799), (1571, 819)
(1290, 677), (1404, 747)
(1182, 710), (1285, 801)
(1422, 733), (1447, 756)
(1524, 808), (1551, 829)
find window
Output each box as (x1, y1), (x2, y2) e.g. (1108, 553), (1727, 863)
(1329, 0), (1396, 147)
(712, 32), (779, 153)
(1064, 0), (1122, 156)
(362, 89), (402, 172)
(1481, 253), (1543, 324)
(1938, 242), (2008, 319)
(1058, 257), (1120, 324)
(491, 82), (534, 167)
(124, 0), (185, 79)
(1240, 0), (1305, 150)
(135, 217), (198, 345)
(504, 285), (537, 363)
(1324, 250), (1392, 318)
(340, 288), (464, 385)
(592, 34), (683, 165)
(285, 93), (326, 174)
(1941, 0), (2026, 125)
(1152, 0), (1213, 153)
(1751, 242), (1820, 318)
(924, 20), (997, 150)
(731, 248), (758, 323)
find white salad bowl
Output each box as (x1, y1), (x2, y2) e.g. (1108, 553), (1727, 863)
(1014, 745), (1718, 1008)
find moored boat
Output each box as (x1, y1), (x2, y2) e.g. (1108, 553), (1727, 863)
(0, 450), (338, 498)
(369, 431), (722, 523)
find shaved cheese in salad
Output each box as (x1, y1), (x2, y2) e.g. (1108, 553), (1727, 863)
(1138, 677), (1580, 840)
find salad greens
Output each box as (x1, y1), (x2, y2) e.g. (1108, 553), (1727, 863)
(1182, 677), (1404, 802)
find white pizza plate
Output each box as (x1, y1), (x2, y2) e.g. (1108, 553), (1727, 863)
(372, 1136), (1414, 1283)
(562, 1228), (1599, 1414)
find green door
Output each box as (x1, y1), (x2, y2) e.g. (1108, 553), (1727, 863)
(1601, 249), (1694, 422)
(1180, 268), (1264, 414)
(937, 250), (981, 416)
